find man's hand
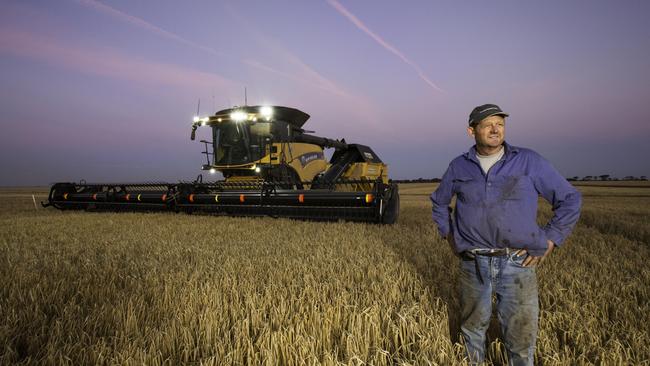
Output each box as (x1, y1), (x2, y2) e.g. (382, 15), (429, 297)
(515, 240), (555, 267)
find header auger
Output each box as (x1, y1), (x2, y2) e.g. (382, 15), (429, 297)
(44, 105), (399, 224)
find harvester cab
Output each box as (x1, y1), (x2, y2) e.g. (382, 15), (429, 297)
(43, 105), (399, 224)
(191, 105), (326, 186)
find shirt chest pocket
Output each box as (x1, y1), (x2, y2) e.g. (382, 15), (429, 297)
(497, 175), (534, 200)
(453, 177), (482, 204)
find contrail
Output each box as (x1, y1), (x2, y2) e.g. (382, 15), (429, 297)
(220, 1), (354, 99)
(74, 0), (223, 57)
(0, 29), (237, 90)
(74, 0), (352, 98)
(243, 59), (348, 98)
(241, 32), (351, 98)
(327, 0), (445, 94)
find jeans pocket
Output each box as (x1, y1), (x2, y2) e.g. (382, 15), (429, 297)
(508, 251), (528, 268)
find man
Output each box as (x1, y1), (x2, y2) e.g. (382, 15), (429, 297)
(430, 104), (581, 365)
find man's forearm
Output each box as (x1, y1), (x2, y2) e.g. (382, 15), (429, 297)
(432, 209), (451, 237)
(544, 190), (582, 245)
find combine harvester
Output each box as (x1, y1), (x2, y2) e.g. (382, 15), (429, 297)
(43, 105), (399, 223)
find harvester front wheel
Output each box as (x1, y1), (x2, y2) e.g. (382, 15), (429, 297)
(381, 184), (399, 224)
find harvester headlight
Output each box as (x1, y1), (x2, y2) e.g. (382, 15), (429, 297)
(209, 168), (216, 174)
(193, 116), (200, 123)
(260, 106), (273, 120)
(230, 110), (247, 122)
(255, 167), (261, 173)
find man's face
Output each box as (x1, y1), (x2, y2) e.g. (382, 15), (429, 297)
(467, 115), (506, 149)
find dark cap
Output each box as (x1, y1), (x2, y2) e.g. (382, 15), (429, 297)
(468, 104), (509, 126)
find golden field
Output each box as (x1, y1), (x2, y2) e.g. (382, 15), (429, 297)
(1, 182), (648, 365)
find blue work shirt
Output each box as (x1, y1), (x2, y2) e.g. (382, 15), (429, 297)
(430, 142), (581, 257)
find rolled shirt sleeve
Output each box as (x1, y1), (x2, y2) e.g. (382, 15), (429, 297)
(532, 155), (582, 247)
(430, 164), (455, 238)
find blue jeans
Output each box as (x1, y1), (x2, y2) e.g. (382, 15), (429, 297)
(458, 251), (539, 365)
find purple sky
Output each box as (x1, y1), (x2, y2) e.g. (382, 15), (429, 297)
(1, 0), (649, 185)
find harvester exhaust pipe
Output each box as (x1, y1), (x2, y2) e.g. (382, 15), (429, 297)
(293, 134), (347, 150)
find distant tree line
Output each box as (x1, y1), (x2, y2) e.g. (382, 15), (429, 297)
(566, 175), (648, 181)
(392, 175), (647, 183)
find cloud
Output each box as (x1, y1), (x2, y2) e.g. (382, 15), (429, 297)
(327, 0), (445, 94)
(0, 28), (238, 90)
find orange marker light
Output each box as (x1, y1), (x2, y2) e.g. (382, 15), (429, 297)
(298, 194), (305, 203)
(162, 194), (167, 202)
(189, 194), (195, 203)
(63, 193), (68, 200)
(365, 194), (374, 204)
(126, 194), (130, 201)
(93, 193), (97, 201)
(239, 194), (245, 203)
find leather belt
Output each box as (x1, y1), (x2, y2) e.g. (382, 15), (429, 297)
(470, 248), (512, 257)
(461, 248), (517, 284)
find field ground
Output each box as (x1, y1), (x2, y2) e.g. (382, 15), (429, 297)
(1, 182), (649, 365)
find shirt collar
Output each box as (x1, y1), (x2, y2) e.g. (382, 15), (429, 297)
(464, 141), (519, 163)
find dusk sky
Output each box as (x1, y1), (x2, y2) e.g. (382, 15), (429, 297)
(1, 0), (649, 186)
